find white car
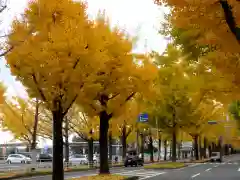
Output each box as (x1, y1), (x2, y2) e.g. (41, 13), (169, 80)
(6, 154), (32, 164)
(68, 154), (88, 165)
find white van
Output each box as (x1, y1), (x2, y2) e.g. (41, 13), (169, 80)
(210, 152), (221, 162)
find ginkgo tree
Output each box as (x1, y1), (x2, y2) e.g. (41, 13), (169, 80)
(74, 17), (157, 173)
(4, 0), (109, 178)
(155, 0), (240, 103)
(0, 97), (40, 165)
(148, 45), (199, 162)
(69, 105), (100, 167)
(110, 99), (144, 160)
(5, 0), (156, 177)
(186, 99), (224, 160)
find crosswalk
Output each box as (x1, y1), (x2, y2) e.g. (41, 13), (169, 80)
(113, 169), (166, 180)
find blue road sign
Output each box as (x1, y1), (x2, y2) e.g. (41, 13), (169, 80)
(208, 120), (217, 125)
(138, 113), (148, 122)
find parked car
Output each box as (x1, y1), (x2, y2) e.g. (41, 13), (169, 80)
(210, 152), (221, 162)
(19, 152), (32, 158)
(36, 153), (52, 162)
(93, 154), (99, 163)
(68, 154), (88, 165)
(6, 154), (32, 164)
(124, 150), (143, 167)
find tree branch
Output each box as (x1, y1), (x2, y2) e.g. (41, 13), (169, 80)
(32, 73), (47, 102)
(219, 0), (240, 43)
(0, 3), (6, 13)
(0, 46), (13, 57)
(62, 94), (78, 116)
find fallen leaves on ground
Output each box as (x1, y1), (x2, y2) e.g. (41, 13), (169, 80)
(144, 162), (185, 169)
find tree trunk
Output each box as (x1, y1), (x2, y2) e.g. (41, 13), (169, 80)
(108, 132), (112, 166)
(169, 142), (172, 159)
(208, 145), (212, 157)
(140, 133), (144, 162)
(149, 135), (154, 162)
(31, 99), (39, 170)
(194, 135), (199, 160)
(88, 137), (94, 168)
(52, 102), (64, 180)
(121, 125), (127, 161)
(99, 110), (110, 174)
(172, 130), (177, 162)
(164, 140), (167, 161)
(158, 138), (161, 161)
(199, 136), (202, 159)
(64, 117), (69, 164)
(177, 143), (181, 160)
(136, 129), (139, 154)
(203, 138), (207, 158)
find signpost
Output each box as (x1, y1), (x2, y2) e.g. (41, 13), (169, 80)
(138, 113), (148, 122)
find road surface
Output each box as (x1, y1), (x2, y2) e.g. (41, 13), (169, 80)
(12, 154), (240, 180)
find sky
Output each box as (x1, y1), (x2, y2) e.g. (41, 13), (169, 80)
(0, 0), (168, 145)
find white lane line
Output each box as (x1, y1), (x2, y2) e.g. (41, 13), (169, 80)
(189, 164), (200, 167)
(139, 172), (166, 180)
(214, 165), (218, 167)
(238, 168), (240, 171)
(205, 168), (212, 172)
(191, 173), (200, 178)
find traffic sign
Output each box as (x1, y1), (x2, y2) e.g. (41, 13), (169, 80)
(208, 120), (217, 125)
(138, 113), (148, 122)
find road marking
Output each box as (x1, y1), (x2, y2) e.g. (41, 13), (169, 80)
(238, 168), (240, 171)
(189, 164), (200, 167)
(191, 173), (200, 178)
(205, 168), (212, 172)
(66, 174), (97, 179)
(214, 165), (219, 167)
(139, 172), (166, 180)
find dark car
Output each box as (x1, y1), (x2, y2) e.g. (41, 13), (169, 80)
(36, 153), (52, 162)
(124, 150), (143, 167)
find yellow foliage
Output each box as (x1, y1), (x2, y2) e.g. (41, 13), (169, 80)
(5, 0), (100, 113)
(70, 105), (99, 140)
(0, 97), (36, 143)
(110, 99), (143, 138)
(0, 82), (5, 104)
(155, 0), (240, 52)
(77, 16), (158, 117)
(155, 0), (240, 102)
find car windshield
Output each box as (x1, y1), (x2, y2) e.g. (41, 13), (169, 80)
(212, 152), (218, 156)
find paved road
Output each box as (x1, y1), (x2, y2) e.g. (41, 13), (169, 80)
(7, 154), (240, 179)
(0, 158), (192, 172)
(149, 154), (240, 180)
